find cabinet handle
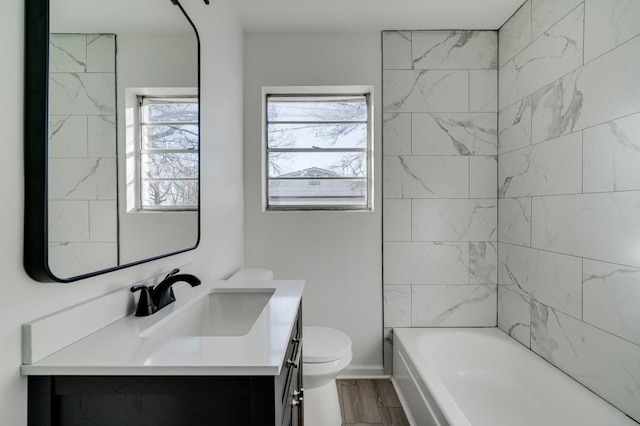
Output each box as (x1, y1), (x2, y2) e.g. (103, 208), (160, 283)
(292, 398), (300, 406)
(287, 344), (302, 368)
(292, 337), (301, 344)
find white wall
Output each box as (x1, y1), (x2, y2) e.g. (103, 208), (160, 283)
(243, 33), (383, 372)
(0, 1), (244, 424)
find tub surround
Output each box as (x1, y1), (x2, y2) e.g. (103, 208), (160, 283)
(21, 276), (304, 376)
(497, 0), (640, 422)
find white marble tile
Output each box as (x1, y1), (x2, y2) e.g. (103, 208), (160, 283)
(383, 242), (469, 285)
(532, 0), (583, 39)
(585, 0), (640, 63)
(470, 70), (498, 112)
(500, 4), (583, 110)
(412, 285), (497, 327)
(531, 301), (640, 423)
(470, 156), (498, 199)
(86, 34), (115, 72)
(531, 35), (640, 144)
(583, 112), (640, 193)
(498, 97), (531, 154)
(384, 285), (412, 327)
(383, 199), (411, 242)
(531, 192), (640, 268)
(498, 198), (532, 246)
(499, 0), (532, 67)
(383, 70), (469, 112)
(498, 242), (582, 318)
(411, 113), (497, 156)
(383, 155), (469, 199)
(412, 199), (497, 242)
(48, 200), (89, 242)
(49, 34), (86, 73)
(49, 115), (88, 158)
(48, 242), (118, 279)
(498, 132), (582, 198)
(49, 73), (116, 116)
(49, 158), (117, 201)
(470, 241), (497, 284)
(89, 200), (117, 242)
(498, 285), (531, 347)
(88, 115), (116, 157)
(383, 31), (412, 70)
(412, 31), (497, 70)
(583, 259), (640, 345)
(383, 113), (412, 155)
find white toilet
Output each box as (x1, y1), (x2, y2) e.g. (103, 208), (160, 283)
(303, 326), (353, 426)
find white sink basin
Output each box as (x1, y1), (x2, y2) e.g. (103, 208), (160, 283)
(141, 288), (275, 338)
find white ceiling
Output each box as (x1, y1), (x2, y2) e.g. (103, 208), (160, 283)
(229, 0), (527, 33)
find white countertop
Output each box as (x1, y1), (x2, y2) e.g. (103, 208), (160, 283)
(21, 279), (304, 376)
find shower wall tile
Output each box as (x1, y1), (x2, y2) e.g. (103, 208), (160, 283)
(583, 259), (640, 345)
(469, 241), (497, 284)
(412, 199), (497, 242)
(498, 132), (582, 198)
(89, 200), (117, 242)
(411, 285), (497, 327)
(411, 31), (497, 70)
(48, 242), (118, 279)
(411, 113), (497, 156)
(497, 285), (531, 347)
(383, 113), (412, 155)
(531, 0), (583, 39)
(383, 155), (469, 199)
(87, 34), (116, 72)
(584, 0), (640, 63)
(49, 73), (116, 116)
(498, 243), (582, 318)
(531, 302), (640, 422)
(499, 4), (583, 109)
(88, 115), (117, 157)
(499, 0), (532, 67)
(383, 199), (411, 241)
(49, 115), (88, 158)
(531, 192), (640, 268)
(383, 242), (469, 285)
(531, 35), (640, 144)
(383, 31), (412, 70)
(49, 158), (117, 201)
(583, 112), (640, 193)
(498, 198), (531, 246)
(470, 156), (497, 199)
(469, 70), (498, 112)
(383, 285), (412, 327)
(48, 200), (89, 243)
(383, 70), (469, 112)
(498, 97), (531, 154)
(49, 34), (86, 73)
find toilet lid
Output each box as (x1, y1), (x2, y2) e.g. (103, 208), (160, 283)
(303, 326), (352, 363)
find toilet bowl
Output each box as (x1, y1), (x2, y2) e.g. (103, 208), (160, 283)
(303, 326), (352, 426)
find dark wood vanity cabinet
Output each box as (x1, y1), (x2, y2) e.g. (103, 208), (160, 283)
(28, 308), (303, 426)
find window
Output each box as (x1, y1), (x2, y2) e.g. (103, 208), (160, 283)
(264, 87), (373, 211)
(138, 96), (199, 210)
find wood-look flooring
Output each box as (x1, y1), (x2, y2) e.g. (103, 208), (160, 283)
(336, 379), (410, 426)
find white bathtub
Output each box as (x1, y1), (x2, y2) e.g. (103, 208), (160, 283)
(392, 328), (638, 426)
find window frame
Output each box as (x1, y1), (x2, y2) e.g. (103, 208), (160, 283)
(136, 94), (199, 212)
(262, 86), (374, 212)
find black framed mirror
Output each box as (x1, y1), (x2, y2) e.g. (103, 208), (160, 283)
(24, 0), (201, 282)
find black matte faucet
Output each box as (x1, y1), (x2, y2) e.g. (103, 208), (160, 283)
(130, 269), (202, 317)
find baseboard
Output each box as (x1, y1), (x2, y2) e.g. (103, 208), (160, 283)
(390, 376), (417, 426)
(339, 365), (385, 378)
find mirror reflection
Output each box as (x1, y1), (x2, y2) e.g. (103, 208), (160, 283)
(47, 0), (199, 280)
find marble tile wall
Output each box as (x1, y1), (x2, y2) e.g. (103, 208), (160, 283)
(497, 1), (640, 421)
(48, 34), (118, 277)
(382, 31), (498, 372)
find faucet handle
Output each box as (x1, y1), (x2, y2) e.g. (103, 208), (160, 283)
(164, 268), (181, 280)
(130, 285), (156, 317)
